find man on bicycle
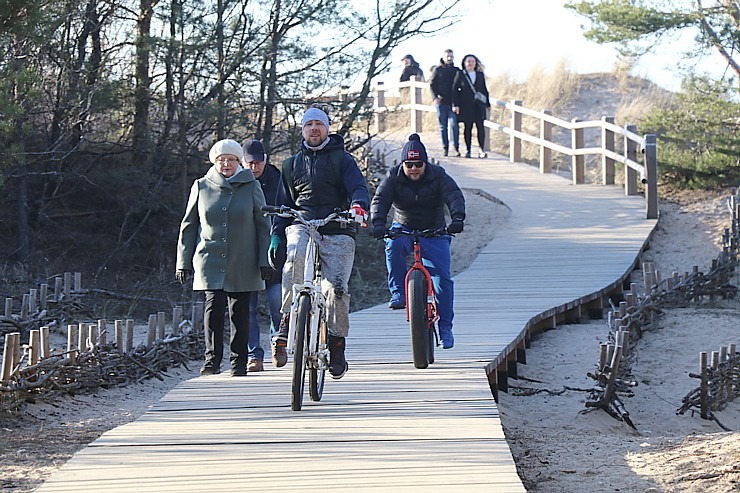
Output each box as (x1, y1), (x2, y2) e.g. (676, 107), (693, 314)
(370, 133), (465, 349)
(269, 107), (370, 379)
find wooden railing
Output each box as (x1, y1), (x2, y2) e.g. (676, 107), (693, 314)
(373, 77), (658, 219)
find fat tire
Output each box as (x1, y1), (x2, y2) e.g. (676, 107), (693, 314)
(291, 294), (310, 411)
(309, 316), (326, 401)
(408, 270), (429, 369)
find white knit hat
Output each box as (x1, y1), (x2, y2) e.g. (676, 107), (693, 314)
(208, 139), (244, 164)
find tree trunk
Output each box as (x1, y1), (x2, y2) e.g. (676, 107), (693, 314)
(133, 0), (158, 167)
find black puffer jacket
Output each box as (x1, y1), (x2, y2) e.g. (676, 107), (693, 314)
(429, 60), (460, 104)
(273, 134), (370, 238)
(371, 163), (465, 231)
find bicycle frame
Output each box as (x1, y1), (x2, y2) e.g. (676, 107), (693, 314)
(404, 239), (440, 328)
(286, 227), (327, 370)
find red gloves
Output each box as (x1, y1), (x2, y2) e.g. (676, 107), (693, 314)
(350, 204), (368, 228)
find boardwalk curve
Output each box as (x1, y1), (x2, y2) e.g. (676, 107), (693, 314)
(36, 134), (657, 492)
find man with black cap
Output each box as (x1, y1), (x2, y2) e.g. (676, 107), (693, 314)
(241, 139), (284, 372)
(269, 107), (370, 379)
(370, 133), (465, 349)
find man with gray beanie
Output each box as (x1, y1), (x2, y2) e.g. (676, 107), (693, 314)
(269, 107), (370, 379)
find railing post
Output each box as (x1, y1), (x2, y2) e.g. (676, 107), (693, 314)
(373, 82), (386, 133)
(625, 124), (638, 195)
(602, 116), (615, 185)
(540, 109), (552, 173)
(409, 76), (423, 134)
(571, 118), (584, 184)
(509, 100), (522, 163)
(644, 133), (658, 219)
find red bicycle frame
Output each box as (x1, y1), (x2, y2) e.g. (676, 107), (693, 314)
(404, 238), (440, 328)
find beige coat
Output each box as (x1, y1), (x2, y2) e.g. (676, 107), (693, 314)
(176, 166), (270, 292)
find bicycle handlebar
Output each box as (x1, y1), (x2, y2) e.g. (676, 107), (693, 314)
(262, 205), (357, 228)
(383, 227), (450, 240)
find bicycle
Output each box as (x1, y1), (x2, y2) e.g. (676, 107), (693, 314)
(262, 205), (361, 411)
(384, 228), (450, 369)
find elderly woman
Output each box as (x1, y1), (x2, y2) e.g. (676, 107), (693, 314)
(176, 139), (272, 376)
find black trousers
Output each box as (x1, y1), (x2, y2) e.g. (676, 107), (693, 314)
(462, 117), (485, 152)
(203, 290), (252, 370)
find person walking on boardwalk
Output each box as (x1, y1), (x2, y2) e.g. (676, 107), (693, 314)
(429, 49), (461, 157)
(452, 54), (491, 159)
(176, 139), (273, 377)
(370, 133), (465, 349)
(269, 107), (370, 379)
(399, 54), (425, 82)
(241, 139), (285, 373)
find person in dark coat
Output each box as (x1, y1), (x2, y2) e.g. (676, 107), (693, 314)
(269, 107), (370, 380)
(176, 139), (272, 376)
(452, 54), (491, 159)
(399, 54), (425, 82)
(241, 139), (285, 373)
(429, 49), (461, 157)
(370, 134), (466, 349)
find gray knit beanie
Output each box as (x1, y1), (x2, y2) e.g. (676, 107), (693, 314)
(301, 108), (330, 131)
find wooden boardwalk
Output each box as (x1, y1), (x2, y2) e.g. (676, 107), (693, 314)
(36, 136), (657, 492)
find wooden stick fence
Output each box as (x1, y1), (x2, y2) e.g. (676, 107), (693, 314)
(585, 188), (740, 426)
(0, 273), (205, 416)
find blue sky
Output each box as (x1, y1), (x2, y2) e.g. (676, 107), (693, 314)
(381, 0), (729, 92)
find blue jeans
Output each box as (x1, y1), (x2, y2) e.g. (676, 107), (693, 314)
(248, 281), (282, 361)
(436, 103), (459, 151)
(384, 224), (454, 331)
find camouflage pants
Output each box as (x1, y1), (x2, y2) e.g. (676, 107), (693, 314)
(281, 224), (355, 337)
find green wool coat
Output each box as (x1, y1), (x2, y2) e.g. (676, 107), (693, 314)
(176, 166), (271, 292)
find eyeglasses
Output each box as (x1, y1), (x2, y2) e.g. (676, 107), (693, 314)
(216, 157), (239, 164)
(404, 161), (424, 169)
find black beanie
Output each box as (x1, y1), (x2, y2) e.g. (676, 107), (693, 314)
(400, 133), (428, 163)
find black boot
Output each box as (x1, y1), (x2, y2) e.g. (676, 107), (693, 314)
(443, 147), (449, 157)
(328, 335), (348, 380)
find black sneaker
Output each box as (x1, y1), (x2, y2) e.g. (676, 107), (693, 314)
(443, 147), (449, 157)
(455, 148), (461, 157)
(328, 335), (348, 379)
(200, 363), (220, 375)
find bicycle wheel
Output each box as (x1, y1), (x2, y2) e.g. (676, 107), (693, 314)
(309, 315), (326, 402)
(427, 319), (435, 365)
(408, 269), (429, 369)
(291, 294), (310, 411)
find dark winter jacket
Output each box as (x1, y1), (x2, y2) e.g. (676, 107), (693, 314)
(273, 134), (370, 238)
(429, 60), (460, 104)
(400, 63), (425, 82)
(371, 163), (465, 232)
(257, 161), (281, 206)
(452, 70), (491, 124)
(257, 162), (285, 283)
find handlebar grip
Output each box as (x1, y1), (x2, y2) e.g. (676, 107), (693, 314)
(261, 205), (287, 213)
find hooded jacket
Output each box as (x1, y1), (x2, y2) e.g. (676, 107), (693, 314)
(177, 166), (271, 292)
(429, 59), (460, 104)
(273, 133), (370, 237)
(371, 162), (465, 231)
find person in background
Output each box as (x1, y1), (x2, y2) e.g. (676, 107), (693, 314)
(176, 139), (272, 376)
(399, 54), (425, 82)
(241, 139), (285, 373)
(269, 107), (370, 380)
(370, 133), (465, 349)
(452, 54), (491, 159)
(429, 48), (461, 158)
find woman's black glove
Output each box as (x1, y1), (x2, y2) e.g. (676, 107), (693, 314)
(175, 269), (191, 285)
(260, 266), (273, 281)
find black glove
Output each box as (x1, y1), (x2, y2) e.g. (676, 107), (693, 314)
(260, 266), (273, 281)
(175, 269), (191, 285)
(372, 225), (386, 239)
(447, 220), (464, 234)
